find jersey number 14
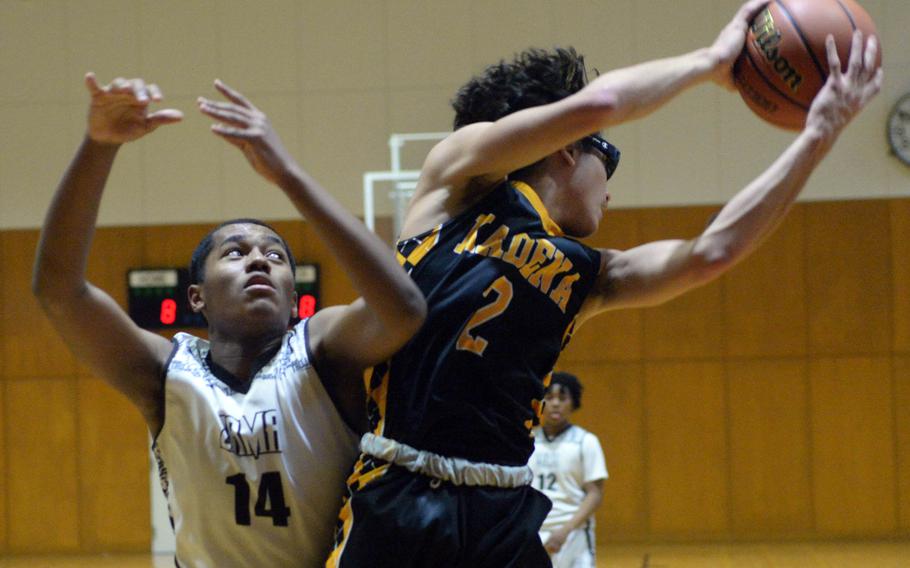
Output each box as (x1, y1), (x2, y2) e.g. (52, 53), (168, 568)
(226, 471), (291, 527)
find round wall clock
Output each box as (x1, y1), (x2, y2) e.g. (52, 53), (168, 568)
(887, 92), (910, 167)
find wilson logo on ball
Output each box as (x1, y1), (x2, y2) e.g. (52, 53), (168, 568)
(751, 9), (803, 93)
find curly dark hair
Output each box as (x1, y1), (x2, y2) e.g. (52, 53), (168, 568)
(548, 371), (584, 410)
(451, 47), (589, 130)
(189, 218), (296, 285)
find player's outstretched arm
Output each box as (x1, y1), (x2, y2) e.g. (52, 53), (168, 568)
(197, 81), (426, 387)
(407, 0), (765, 232)
(32, 74), (183, 432)
(581, 31), (882, 318)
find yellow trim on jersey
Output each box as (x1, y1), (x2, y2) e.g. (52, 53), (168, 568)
(356, 462), (391, 487)
(511, 180), (564, 237)
(401, 224), (442, 267)
(325, 499), (352, 567)
(327, 459), (391, 567)
(366, 364), (390, 437)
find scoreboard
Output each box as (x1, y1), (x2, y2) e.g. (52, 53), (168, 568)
(127, 263), (320, 330)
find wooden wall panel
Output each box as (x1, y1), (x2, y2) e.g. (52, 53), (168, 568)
(77, 377), (150, 551)
(723, 206), (807, 357)
(566, 362), (647, 540)
(0, 235), (4, 551)
(142, 223), (209, 269)
(1, 230), (77, 378)
(3, 196), (909, 550)
(297, 223), (357, 308)
(269, 219), (364, 308)
(639, 207), (725, 360)
(810, 357), (896, 536)
(645, 361), (729, 538)
(86, 227), (146, 305)
(563, 209), (643, 363)
(805, 201), (891, 356)
(79, 227), (147, 375)
(892, 200), (910, 353)
(728, 360), (812, 537)
(6, 378), (79, 551)
(896, 357), (910, 534)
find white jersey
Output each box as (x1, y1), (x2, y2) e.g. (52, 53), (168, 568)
(152, 319), (359, 568)
(529, 424), (607, 534)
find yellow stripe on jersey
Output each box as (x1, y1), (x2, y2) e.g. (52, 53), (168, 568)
(511, 181), (564, 237)
(327, 459), (391, 567)
(402, 224), (442, 268)
(325, 498), (352, 567)
(365, 364), (391, 437)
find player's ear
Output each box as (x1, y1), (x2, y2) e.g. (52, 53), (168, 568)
(557, 146), (578, 167)
(188, 284), (205, 313)
(291, 291), (298, 319)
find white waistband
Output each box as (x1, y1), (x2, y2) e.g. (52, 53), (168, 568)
(359, 433), (533, 488)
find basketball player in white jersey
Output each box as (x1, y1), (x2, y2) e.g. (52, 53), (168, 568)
(32, 74), (426, 567)
(529, 372), (607, 568)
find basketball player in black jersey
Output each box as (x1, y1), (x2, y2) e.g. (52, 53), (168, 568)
(327, 1), (882, 566)
(32, 75), (425, 566)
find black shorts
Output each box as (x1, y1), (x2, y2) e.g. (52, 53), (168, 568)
(327, 457), (552, 568)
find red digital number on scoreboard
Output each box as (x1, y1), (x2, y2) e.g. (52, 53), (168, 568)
(298, 294), (316, 318)
(159, 298), (177, 325)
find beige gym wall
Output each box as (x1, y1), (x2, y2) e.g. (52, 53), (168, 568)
(0, 0), (908, 230)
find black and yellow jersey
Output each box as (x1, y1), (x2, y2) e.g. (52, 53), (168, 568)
(366, 180), (602, 466)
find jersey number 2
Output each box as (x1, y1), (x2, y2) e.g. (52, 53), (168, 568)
(226, 471), (291, 527)
(457, 276), (514, 356)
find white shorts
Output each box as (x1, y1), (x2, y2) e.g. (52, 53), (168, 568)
(539, 524), (596, 568)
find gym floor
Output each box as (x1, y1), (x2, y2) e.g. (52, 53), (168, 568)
(2, 541), (910, 568)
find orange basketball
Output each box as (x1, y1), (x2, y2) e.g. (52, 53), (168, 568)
(732, 0), (881, 130)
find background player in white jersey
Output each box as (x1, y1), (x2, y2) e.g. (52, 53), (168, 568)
(32, 73), (425, 567)
(530, 372), (607, 568)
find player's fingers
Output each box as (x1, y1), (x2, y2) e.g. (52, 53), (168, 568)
(84, 72), (103, 95)
(110, 77), (132, 93)
(864, 67), (884, 103)
(213, 79), (255, 110)
(146, 109), (184, 129)
(198, 97), (250, 115)
(148, 83), (163, 102)
(846, 29), (863, 79)
(199, 103), (250, 128)
(197, 97), (251, 124)
(131, 78), (150, 104)
(862, 35), (879, 80)
(825, 35), (842, 81)
(210, 123), (256, 138)
(740, 0), (766, 22)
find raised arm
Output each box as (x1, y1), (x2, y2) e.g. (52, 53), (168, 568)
(32, 74), (183, 432)
(582, 31), (883, 318)
(196, 81), (425, 384)
(408, 0), (767, 227)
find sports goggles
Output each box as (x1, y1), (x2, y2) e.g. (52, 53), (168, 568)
(582, 134), (620, 180)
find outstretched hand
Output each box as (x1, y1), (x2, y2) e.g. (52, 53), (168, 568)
(198, 80), (298, 186)
(806, 31), (883, 138)
(84, 73), (183, 145)
(708, 0), (767, 90)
